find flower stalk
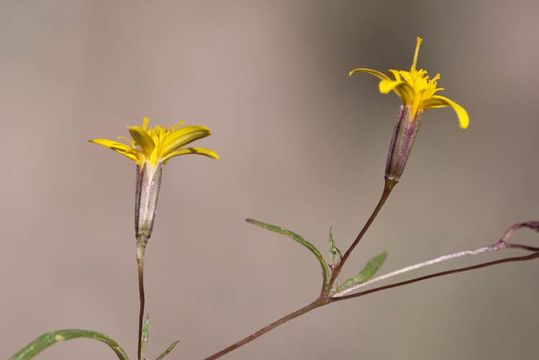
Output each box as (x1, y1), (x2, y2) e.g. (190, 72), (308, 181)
(136, 242), (146, 360)
(325, 179), (396, 292)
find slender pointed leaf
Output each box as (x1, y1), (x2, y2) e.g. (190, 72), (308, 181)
(329, 227), (342, 267)
(10, 329), (129, 360)
(335, 252), (387, 293)
(155, 340), (180, 360)
(141, 314), (151, 358)
(247, 219), (330, 285)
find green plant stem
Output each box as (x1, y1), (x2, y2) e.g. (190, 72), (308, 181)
(136, 242), (146, 360)
(327, 178), (396, 291)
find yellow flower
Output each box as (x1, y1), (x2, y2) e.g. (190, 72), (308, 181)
(90, 117), (219, 166)
(349, 36), (469, 129)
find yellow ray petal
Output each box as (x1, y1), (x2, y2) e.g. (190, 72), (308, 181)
(379, 79), (404, 94)
(128, 126), (156, 156)
(117, 135), (135, 147)
(160, 126), (212, 156)
(388, 69), (403, 81)
(162, 147), (219, 163)
(395, 83), (416, 106)
(348, 67), (390, 81)
(89, 139), (140, 162)
(171, 121), (186, 130)
(423, 95), (469, 129)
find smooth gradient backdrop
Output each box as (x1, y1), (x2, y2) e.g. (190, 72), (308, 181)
(1, 1), (538, 359)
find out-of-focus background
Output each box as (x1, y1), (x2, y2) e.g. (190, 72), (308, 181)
(1, 0), (538, 359)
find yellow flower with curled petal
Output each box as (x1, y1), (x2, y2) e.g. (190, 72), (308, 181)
(90, 117), (219, 167)
(90, 117), (219, 244)
(349, 36), (469, 129)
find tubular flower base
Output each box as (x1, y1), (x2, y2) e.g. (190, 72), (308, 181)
(349, 36), (469, 129)
(135, 163), (162, 243)
(384, 105), (422, 182)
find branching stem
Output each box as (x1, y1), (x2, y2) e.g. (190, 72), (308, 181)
(203, 179), (538, 359)
(204, 246), (538, 359)
(333, 241), (506, 297)
(330, 249), (539, 302)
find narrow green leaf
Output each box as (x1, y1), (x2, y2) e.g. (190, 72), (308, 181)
(335, 252), (388, 293)
(10, 329), (129, 360)
(155, 340), (180, 360)
(246, 219), (331, 285)
(141, 314), (151, 358)
(328, 227), (342, 267)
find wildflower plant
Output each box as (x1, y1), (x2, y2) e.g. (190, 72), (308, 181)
(9, 37), (538, 360)
(91, 117), (219, 360)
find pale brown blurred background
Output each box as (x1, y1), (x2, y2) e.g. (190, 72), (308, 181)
(1, 0), (538, 359)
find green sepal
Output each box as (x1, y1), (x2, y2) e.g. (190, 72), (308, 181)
(141, 314), (151, 358)
(246, 219), (331, 285)
(10, 329), (129, 360)
(328, 227), (342, 267)
(155, 340), (180, 360)
(335, 251), (387, 293)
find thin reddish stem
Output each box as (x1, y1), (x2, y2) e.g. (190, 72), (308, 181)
(328, 179), (396, 289)
(203, 299), (324, 360)
(331, 251), (539, 302)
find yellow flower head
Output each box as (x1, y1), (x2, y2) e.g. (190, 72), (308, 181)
(90, 117), (219, 166)
(349, 36), (469, 129)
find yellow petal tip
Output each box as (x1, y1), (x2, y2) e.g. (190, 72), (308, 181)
(454, 104), (470, 130)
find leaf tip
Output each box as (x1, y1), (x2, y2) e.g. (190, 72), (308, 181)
(155, 339), (181, 360)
